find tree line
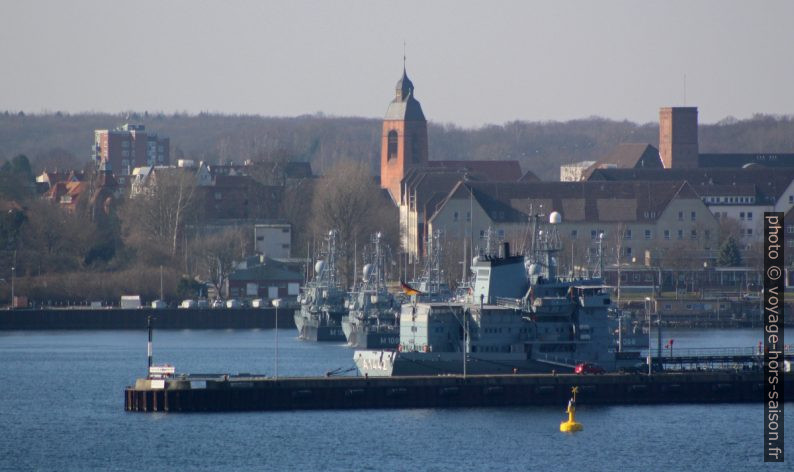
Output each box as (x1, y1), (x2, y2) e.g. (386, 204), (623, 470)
(2, 112), (794, 181)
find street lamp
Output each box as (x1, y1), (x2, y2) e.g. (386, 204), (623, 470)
(272, 298), (282, 379)
(645, 296), (652, 375)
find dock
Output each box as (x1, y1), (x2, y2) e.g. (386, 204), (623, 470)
(125, 370), (787, 412)
(0, 307), (295, 330)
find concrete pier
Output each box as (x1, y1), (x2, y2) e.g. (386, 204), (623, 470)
(0, 307), (295, 330)
(124, 370), (786, 412)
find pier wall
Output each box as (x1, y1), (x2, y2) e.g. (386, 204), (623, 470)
(0, 307), (296, 330)
(125, 371), (785, 412)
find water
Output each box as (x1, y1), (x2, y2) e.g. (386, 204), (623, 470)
(0, 328), (788, 471)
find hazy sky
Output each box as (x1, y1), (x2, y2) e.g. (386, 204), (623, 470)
(1, 1), (792, 127)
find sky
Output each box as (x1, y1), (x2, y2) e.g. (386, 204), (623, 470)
(1, 0), (792, 128)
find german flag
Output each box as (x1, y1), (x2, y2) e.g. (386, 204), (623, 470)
(400, 280), (424, 296)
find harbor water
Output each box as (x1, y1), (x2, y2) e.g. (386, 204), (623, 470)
(0, 328), (788, 471)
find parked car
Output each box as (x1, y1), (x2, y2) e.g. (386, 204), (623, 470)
(179, 299), (197, 309)
(574, 363), (605, 375)
(225, 299), (242, 309)
(251, 298), (266, 308)
(211, 299), (224, 309)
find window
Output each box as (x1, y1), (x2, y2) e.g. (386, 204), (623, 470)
(678, 211), (683, 221)
(387, 130), (398, 160)
(625, 247), (632, 257)
(704, 230), (710, 240)
(624, 229), (632, 240)
(747, 212), (753, 220)
(787, 226), (794, 234)
(691, 211), (696, 221)
(571, 230), (578, 239)
(591, 230), (597, 240)
(664, 230), (670, 240)
(739, 212), (745, 221)
(466, 211), (471, 222)
(497, 229), (505, 239)
(677, 230), (683, 240)
(644, 273), (653, 282)
(747, 228), (753, 236)
(644, 229), (651, 240)
(633, 274), (640, 282)
(789, 195), (793, 204)
(453, 211), (459, 222)
(256, 236), (264, 241)
(691, 230), (697, 239)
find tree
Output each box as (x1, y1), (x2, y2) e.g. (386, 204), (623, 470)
(718, 236), (742, 267)
(0, 155), (34, 200)
(193, 227), (247, 298)
(119, 168), (198, 262)
(310, 160), (398, 287)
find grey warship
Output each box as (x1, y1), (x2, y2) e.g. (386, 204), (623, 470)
(355, 212), (638, 376)
(294, 230), (347, 342)
(405, 230), (453, 303)
(342, 233), (400, 349)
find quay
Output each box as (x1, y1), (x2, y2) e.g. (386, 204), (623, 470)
(0, 307), (295, 330)
(124, 370), (789, 413)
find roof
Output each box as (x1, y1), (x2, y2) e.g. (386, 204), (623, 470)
(430, 180), (702, 225)
(587, 167), (794, 202)
(284, 161), (313, 179)
(699, 153), (794, 168)
(228, 256), (303, 282)
(385, 93), (426, 121)
(585, 143), (662, 178)
(426, 160), (523, 181)
(385, 68), (426, 121)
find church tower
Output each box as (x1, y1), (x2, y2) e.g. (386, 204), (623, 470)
(380, 68), (429, 203)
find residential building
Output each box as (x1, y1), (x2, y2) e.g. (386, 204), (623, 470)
(225, 255), (303, 301)
(588, 167), (794, 247)
(254, 223), (292, 259)
(560, 161), (596, 181)
(427, 180), (719, 270)
(93, 123), (170, 181)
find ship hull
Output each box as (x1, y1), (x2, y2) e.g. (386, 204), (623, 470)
(354, 350), (576, 377)
(346, 326), (400, 349)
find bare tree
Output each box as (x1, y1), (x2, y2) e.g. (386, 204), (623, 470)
(120, 169), (198, 261)
(310, 160), (397, 287)
(193, 227), (246, 298)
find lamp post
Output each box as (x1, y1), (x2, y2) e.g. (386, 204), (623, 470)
(272, 298), (281, 379)
(10, 265), (15, 309)
(645, 296), (652, 375)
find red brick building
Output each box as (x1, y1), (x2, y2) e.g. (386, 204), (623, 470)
(93, 124), (169, 182)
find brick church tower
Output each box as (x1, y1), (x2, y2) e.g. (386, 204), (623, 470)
(380, 68), (429, 203)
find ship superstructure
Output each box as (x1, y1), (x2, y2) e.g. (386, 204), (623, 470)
(342, 233), (400, 349)
(408, 230), (453, 303)
(295, 230), (347, 342)
(355, 212), (639, 376)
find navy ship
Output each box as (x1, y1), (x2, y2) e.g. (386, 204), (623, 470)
(294, 230), (347, 342)
(342, 233), (400, 349)
(405, 230), (453, 303)
(355, 212), (639, 376)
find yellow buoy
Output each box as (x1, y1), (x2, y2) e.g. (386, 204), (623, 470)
(560, 386), (583, 432)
